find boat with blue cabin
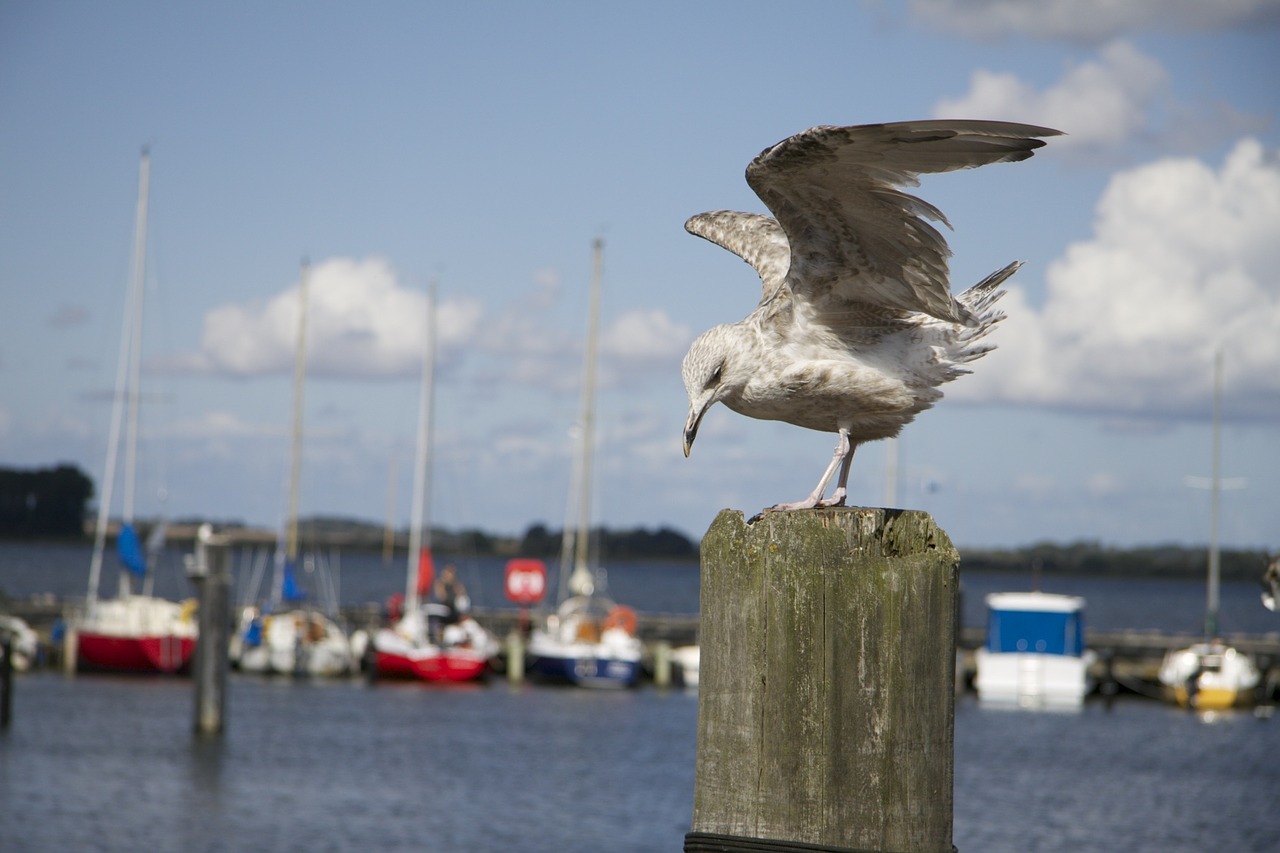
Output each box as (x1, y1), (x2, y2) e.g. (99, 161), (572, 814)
(974, 591), (1096, 709)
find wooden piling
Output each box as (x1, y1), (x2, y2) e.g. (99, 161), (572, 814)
(506, 630), (524, 686)
(189, 525), (231, 736)
(62, 622), (77, 675)
(686, 508), (960, 853)
(654, 640), (672, 689)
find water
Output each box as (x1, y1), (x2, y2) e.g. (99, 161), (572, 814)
(0, 673), (698, 853)
(954, 696), (1280, 852)
(3, 675), (1278, 852)
(3, 542), (1280, 851)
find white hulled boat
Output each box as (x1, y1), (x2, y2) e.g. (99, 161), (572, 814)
(1158, 348), (1259, 710)
(527, 240), (642, 688)
(72, 149), (197, 674)
(370, 282), (498, 682)
(229, 262), (352, 677)
(0, 614), (42, 672)
(974, 591), (1096, 710)
(1159, 640), (1260, 711)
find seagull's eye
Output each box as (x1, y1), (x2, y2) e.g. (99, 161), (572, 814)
(707, 364), (723, 388)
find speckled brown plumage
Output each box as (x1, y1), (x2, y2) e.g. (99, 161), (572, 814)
(681, 120), (1061, 514)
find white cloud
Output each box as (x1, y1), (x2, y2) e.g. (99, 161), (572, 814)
(172, 257), (484, 378)
(469, 292), (580, 393)
(162, 411), (282, 440)
(601, 309), (692, 365)
(958, 138), (1280, 419)
(466, 301), (691, 395)
(934, 39), (1270, 159)
(1085, 471), (1124, 497)
(909, 0), (1280, 42)
(934, 41), (1166, 151)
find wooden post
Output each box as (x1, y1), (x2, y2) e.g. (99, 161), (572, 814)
(653, 640), (672, 688)
(506, 630), (524, 686)
(62, 620), (78, 675)
(189, 524), (231, 736)
(686, 508), (960, 853)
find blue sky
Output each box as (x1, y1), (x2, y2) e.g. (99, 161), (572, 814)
(1, 1), (1277, 550)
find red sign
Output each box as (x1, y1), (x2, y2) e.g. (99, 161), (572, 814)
(505, 559), (547, 606)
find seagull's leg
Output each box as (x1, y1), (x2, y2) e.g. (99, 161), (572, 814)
(768, 428), (853, 512)
(821, 435), (857, 508)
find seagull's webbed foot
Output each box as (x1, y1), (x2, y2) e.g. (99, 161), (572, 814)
(756, 428), (855, 519)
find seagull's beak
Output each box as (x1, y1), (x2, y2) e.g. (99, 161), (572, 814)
(683, 401), (708, 458)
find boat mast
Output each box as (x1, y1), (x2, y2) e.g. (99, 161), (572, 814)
(121, 149), (150, 529)
(277, 259), (310, 604)
(87, 148), (151, 610)
(568, 239), (603, 598)
(1206, 346), (1222, 638)
(405, 281), (437, 612)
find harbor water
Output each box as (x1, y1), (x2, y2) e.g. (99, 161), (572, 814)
(3, 541), (1280, 851)
(3, 672), (1278, 852)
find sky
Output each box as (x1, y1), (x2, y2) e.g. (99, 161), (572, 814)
(1, 1), (1277, 551)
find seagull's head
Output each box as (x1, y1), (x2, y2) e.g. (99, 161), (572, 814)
(681, 324), (747, 457)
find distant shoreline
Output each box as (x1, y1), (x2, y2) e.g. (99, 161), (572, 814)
(0, 520), (1271, 582)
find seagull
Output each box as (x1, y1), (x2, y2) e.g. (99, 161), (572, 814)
(680, 120), (1061, 513)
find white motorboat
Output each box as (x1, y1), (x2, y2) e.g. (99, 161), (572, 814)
(974, 591), (1096, 710)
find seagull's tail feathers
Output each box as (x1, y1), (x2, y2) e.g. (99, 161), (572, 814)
(931, 261), (1018, 380)
(959, 261), (1018, 321)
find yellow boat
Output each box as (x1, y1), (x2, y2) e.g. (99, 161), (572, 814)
(1159, 641), (1260, 710)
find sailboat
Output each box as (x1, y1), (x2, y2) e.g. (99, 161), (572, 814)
(1158, 347), (1260, 710)
(372, 282), (499, 682)
(526, 239), (643, 688)
(229, 261), (353, 677)
(72, 149), (198, 674)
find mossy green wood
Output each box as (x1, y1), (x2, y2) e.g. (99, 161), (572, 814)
(691, 508), (960, 853)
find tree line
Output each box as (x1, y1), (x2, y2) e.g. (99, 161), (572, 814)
(0, 464), (1270, 578)
(961, 541), (1271, 582)
(0, 464), (94, 538)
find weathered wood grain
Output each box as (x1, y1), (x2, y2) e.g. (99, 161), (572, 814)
(691, 507), (959, 853)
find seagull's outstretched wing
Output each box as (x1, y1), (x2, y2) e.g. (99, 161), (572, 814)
(685, 211), (791, 306)
(745, 120), (1062, 325)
